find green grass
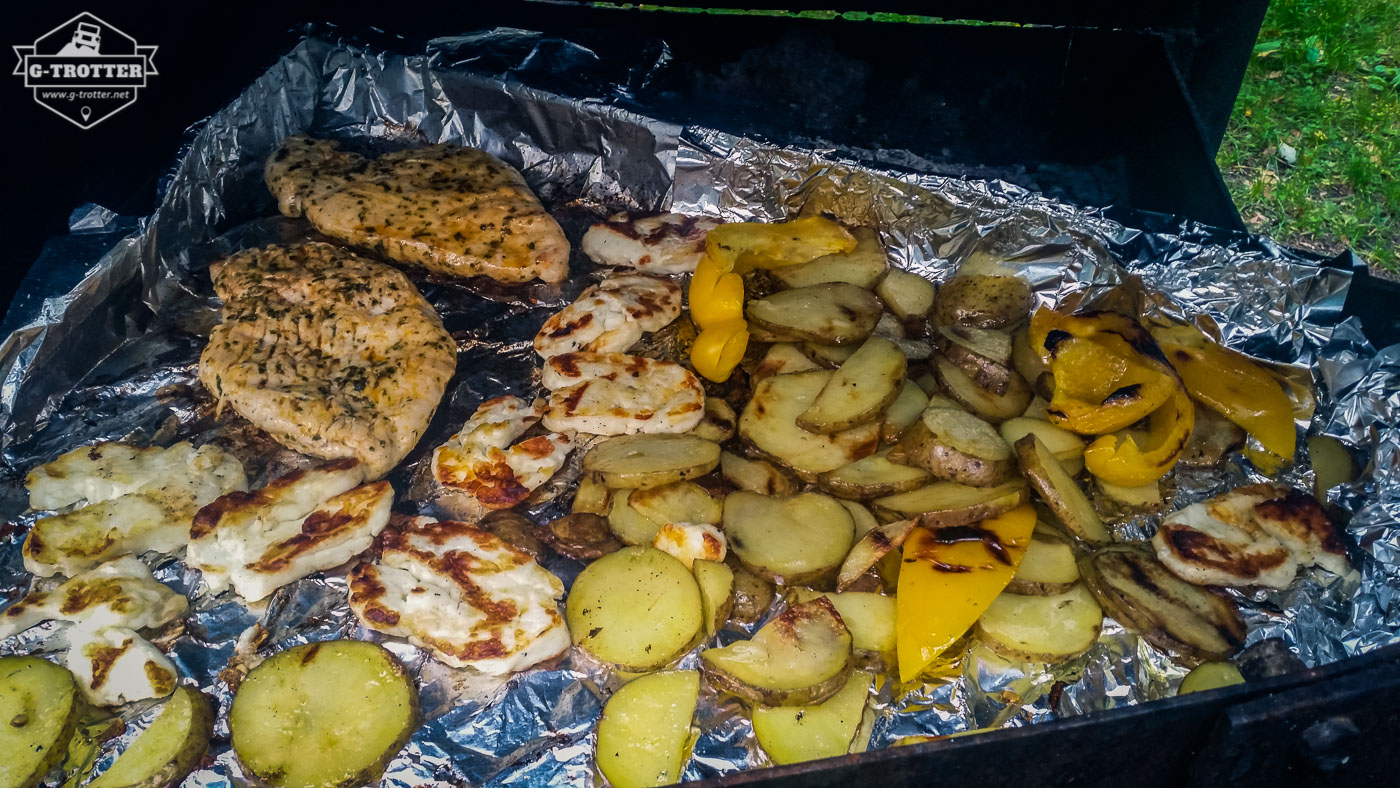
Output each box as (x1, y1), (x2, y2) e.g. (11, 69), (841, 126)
(1218, 0), (1400, 272)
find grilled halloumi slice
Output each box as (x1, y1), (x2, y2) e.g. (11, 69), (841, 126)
(22, 442), (247, 578)
(65, 626), (178, 707)
(348, 516), (569, 675)
(188, 459), (393, 601)
(540, 351), (705, 435)
(580, 213), (722, 274)
(651, 522), (727, 569)
(533, 274), (683, 359)
(430, 396), (573, 521)
(0, 556), (187, 640)
(1153, 483), (1347, 589)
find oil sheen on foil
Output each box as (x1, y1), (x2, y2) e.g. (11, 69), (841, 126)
(1, 29), (1397, 788)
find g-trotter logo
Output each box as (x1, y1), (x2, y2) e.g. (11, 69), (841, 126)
(12, 13), (157, 129)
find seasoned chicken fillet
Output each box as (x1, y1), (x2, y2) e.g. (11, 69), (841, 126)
(265, 135), (569, 284)
(198, 242), (456, 479)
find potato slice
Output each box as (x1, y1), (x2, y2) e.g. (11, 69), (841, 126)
(881, 381), (929, 444)
(1095, 478), (1163, 512)
(572, 474), (612, 516)
(701, 598), (853, 706)
(609, 490), (664, 546)
(541, 513), (622, 561)
(871, 479), (1029, 527)
(585, 434), (721, 489)
(899, 407), (1014, 487)
(771, 228), (888, 290)
(0, 656), (83, 788)
(797, 337), (907, 434)
(974, 584), (1103, 662)
(753, 671), (873, 765)
(937, 326), (1014, 394)
(1179, 662), (1245, 695)
(747, 284), (883, 346)
(630, 481), (722, 527)
(937, 325), (1013, 365)
(739, 371), (881, 479)
(792, 592), (895, 659)
(689, 398), (737, 443)
(1014, 435), (1109, 545)
(753, 342), (822, 381)
(839, 500), (880, 540)
(1080, 546), (1246, 667)
(720, 451), (798, 496)
(724, 491), (855, 584)
(837, 519), (916, 590)
(818, 453), (932, 500)
(1006, 530), (1080, 595)
(876, 269), (936, 320)
(1010, 325), (1049, 387)
(1309, 434), (1357, 501)
(730, 563), (776, 626)
(801, 341), (857, 369)
(230, 641), (417, 788)
(998, 417), (1085, 466)
(90, 686), (213, 788)
(567, 547), (703, 670)
(693, 559), (736, 636)
(595, 670), (699, 788)
(933, 354), (1032, 423)
(914, 371), (942, 397)
(931, 275), (1032, 329)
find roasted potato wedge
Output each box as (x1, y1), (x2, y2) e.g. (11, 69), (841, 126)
(1095, 478), (1164, 513)
(837, 518), (916, 590)
(689, 398), (738, 443)
(572, 473), (613, 516)
(720, 451), (799, 496)
(90, 686), (213, 788)
(609, 489), (665, 546)
(1014, 435), (1109, 545)
(933, 354), (1032, 423)
(797, 337), (907, 433)
(998, 417), (1085, 470)
(800, 341), (857, 369)
(630, 481), (722, 526)
(937, 326), (1014, 394)
(875, 269), (936, 320)
(932, 275), (1032, 329)
(839, 499), (881, 540)
(748, 284), (883, 346)
(871, 479), (1029, 527)
(723, 491), (855, 584)
(701, 598), (853, 706)
(567, 547), (704, 671)
(729, 563), (777, 626)
(771, 228), (888, 290)
(899, 407), (1014, 487)
(818, 452), (932, 500)
(1005, 529), (1080, 595)
(0, 656), (83, 788)
(1080, 546), (1246, 666)
(790, 591), (895, 660)
(753, 671), (873, 766)
(585, 434), (721, 489)
(914, 370), (942, 397)
(694, 559), (736, 636)
(974, 584), (1103, 662)
(753, 342), (823, 382)
(595, 670), (700, 788)
(739, 371), (881, 479)
(230, 641), (418, 788)
(881, 381), (930, 444)
(541, 513), (622, 561)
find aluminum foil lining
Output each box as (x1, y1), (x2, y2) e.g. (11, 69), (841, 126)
(1, 29), (1397, 787)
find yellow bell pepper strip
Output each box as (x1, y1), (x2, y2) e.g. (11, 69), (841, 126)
(691, 319), (750, 382)
(1150, 324), (1296, 471)
(1083, 387), (1195, 486)
(689, 254), (746, 327)
(705, 217), (856, 274)
(896, 505), (1036, 682)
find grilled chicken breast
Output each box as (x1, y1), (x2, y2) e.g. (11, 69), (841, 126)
(22, 442), (247, 578)
(581, 213), (721, 274)
(348, 515), (569, 674)
(533, 274), (683, 359)
(65, 625), (177, 707)
(265, 135), (569, 284)
(199, 242), (456, 479)
(540, 351), (705, 435)
(188, 459), (393, 601)
(0, 556), (187, 639)
(430, 396), (572, 521)
(1153, 483), (1347, 589)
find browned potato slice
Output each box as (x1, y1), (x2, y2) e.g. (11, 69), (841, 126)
(876, 269), (937, 320)
(1006, 528), (1080, 595)
(747, 323), (802, 343)
(801, 341), (857, 369)
(747, 284), (883, 346)
(694, 559), (735, 636)
(540, 513), (622, 561)
(689, 398), (737, 443)
(723, 491), (855, 584)
(572, 473), (613, 516)
(931, 275), (1032, 329)
(771, 228), (889, 290)
(975, 584), (1103, 662)
(720, 451), (799, 496)
(871, 479), (1029, 527)
(585, 434), (721, 489)
(1014, 435), (1109, 545)
(1179, 404), (1247, 468)
(933, 354), (1031, 423)
(739, 371), (881, 479)
(937, 325), (1015, 394)
(478, 510), (548, 563)
(797, 337), (907, 434)
(899, 407), (1014, 487)
(818, 452), (932, 500)
(1080, 546), (1246, 667)
(630, 481), (722, 526)
(914, 371), (941, 397)
(837, 518), (916, 590)
(881, 382), (929, 444)
(1095, 478), (1164, 512)
(729, 562), (776, 626)
(753, 342), (823, 381)
(700, 598), (853, 706)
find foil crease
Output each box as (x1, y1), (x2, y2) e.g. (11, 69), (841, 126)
(0, 28), (1397, 787)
